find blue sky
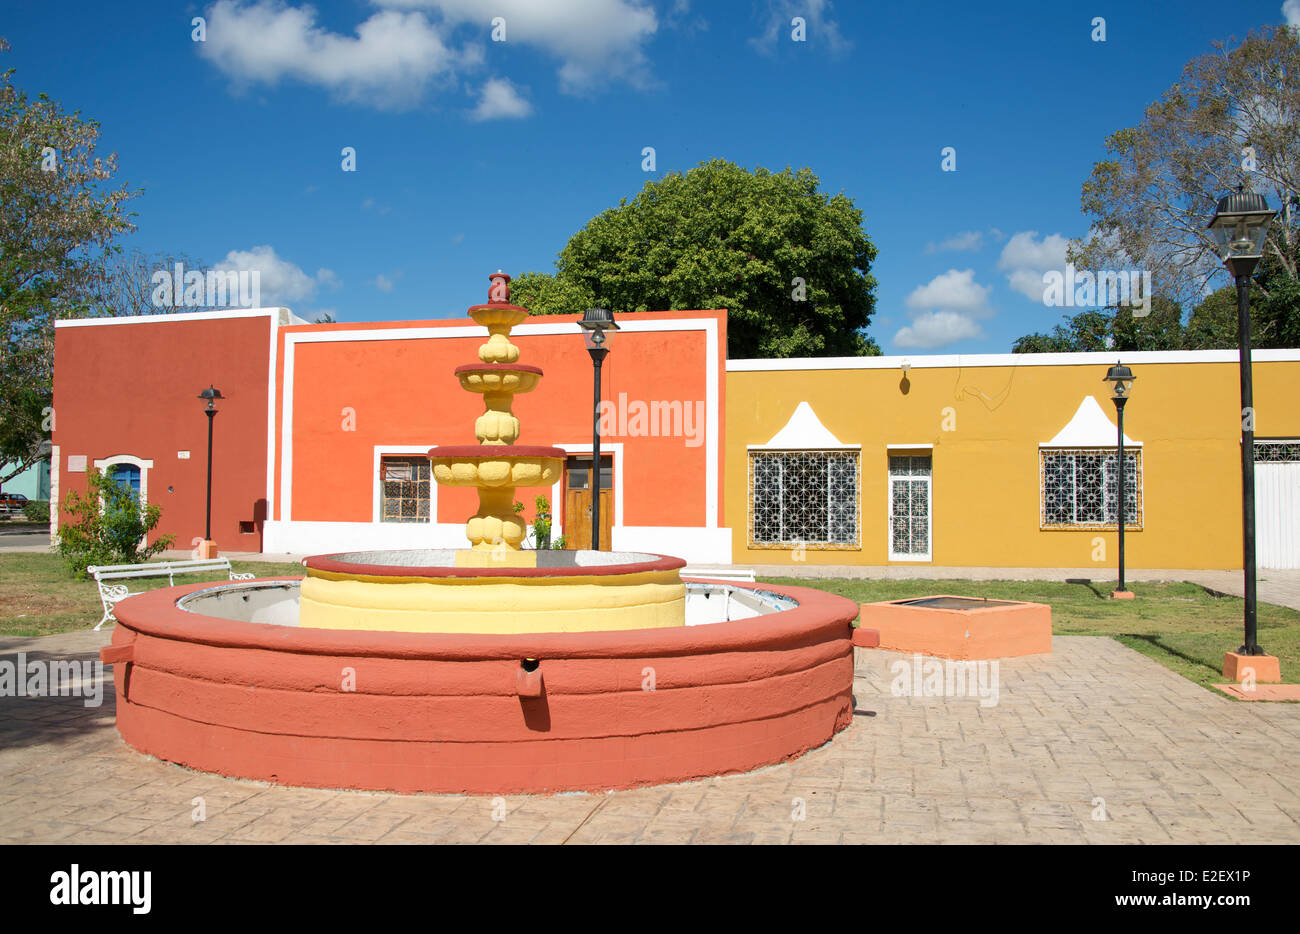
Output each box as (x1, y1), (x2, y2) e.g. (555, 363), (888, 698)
(4, 0), (1297, 353)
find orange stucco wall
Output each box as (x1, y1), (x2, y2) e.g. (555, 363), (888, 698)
(52, 314), (272, 550)
(276, 311), (725, 531)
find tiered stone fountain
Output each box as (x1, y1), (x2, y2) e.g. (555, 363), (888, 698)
(98, 270), (869, 794)
(297, 272), (687, 635)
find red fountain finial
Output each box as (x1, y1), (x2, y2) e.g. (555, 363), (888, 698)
(488, 269), (511, 304)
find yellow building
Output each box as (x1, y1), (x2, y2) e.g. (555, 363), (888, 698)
(726, 350), (1300, 570)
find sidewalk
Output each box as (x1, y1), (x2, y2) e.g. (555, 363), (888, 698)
(3, 629), (1297, 844)
(747, 565), (1300, 612)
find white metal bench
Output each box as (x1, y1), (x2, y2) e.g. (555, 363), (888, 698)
(88, 558), (255, 630)
(682, 566), (757, 582)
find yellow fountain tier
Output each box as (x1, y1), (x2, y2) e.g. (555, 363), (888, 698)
(428, 445), (565, 487)
(468, 304), (529, 364)
(298, 550), (687, 634)
(454, 363), (544, 395)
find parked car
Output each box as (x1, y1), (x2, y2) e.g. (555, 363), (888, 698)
(0, 492), (29, 517)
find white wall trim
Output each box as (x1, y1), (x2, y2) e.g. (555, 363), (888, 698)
(886, 443), (935, 450)
(279, 318), (720, 529)
(55, 307), (300, 328)
(373, 445), (438, 523)
(727, 348), (1300, 371)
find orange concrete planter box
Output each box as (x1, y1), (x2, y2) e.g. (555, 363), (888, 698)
(1222, 652), (1282, 683)
(860, 595), (1052, 660)
(102, 578), (862, 795)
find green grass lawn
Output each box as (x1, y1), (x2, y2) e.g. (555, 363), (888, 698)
(3, 553), (1295, 693)
(0, 553), (305, 637)
(759, 577), (1300, 691)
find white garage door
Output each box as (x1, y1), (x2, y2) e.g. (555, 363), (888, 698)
(1256, 441), (1300, 570)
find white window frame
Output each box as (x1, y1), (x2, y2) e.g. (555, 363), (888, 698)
(886, 452), (932, 562)
(746, 449), (861, 550)
(374, 445), (435, 524)
(92, 454), (154, 507)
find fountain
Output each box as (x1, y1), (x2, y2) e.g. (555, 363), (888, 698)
(99, 272), (870, 794)
(297, 272), (687, 635)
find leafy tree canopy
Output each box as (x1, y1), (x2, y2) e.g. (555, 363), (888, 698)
(1070, 24), (1300, 308)
(512, 159), (880, 358)
(0, 39), (138, 483)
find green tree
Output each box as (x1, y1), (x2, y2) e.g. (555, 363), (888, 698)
(1070, 25), (1300, 311)
(1012, 296), (1184, 353)
(511, 159), (880, 358)
(57, 468), (173, 576)
(0, 39), (139, 485)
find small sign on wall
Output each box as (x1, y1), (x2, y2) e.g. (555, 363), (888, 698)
(178, 450), (190, 459)
(67, 455), (86, 473)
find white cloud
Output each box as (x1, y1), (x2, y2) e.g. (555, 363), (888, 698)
(997, 230), (1070, 301)
(1285, 0), (1300, 26)
(905, 268), (992, 313)
(470, 77), (533, 121)
(750, 0), (851, 56)
(387, 0), (660, 93)
(373, 273), (394, 293)
(198, 0), (470, 109)
(925, 231), (983, 254)
(893, 311), (983, 349)
(215, 245), (339, 305)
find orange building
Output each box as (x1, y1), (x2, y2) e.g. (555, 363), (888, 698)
(51, 306), (1300, 570)
(52, 307), (732, 563)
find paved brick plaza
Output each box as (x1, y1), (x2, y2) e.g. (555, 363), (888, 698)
(2, 630), (1297, 845)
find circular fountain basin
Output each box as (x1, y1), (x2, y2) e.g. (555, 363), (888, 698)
(101, 577), (861, 795)
(301, 549), (688, 634)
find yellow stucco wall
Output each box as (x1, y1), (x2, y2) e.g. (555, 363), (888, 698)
(725, 356), (1300, 569)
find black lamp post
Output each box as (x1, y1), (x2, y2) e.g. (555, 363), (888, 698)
(1207, 189), (1275, 657)
(1103, 362), (1135, 598)
(198, 385), (224, 544)
(578, 308), (618, 551)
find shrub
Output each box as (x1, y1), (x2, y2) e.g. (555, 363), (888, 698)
(57, 469), (174, 577)
(22, 499), (50, 523)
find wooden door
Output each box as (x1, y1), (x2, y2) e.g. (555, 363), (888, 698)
(564, 486), (613, 551)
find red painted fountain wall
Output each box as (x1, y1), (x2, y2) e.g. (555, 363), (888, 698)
(104, 578), (864, 794)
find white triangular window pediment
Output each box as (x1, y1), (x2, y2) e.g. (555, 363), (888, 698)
(749, 401), (859, 450)
(1040, 395), (1140, 448)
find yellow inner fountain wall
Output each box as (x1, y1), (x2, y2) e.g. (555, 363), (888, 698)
(298, 570), (687, 634)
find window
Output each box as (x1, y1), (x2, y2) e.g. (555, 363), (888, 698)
(1256, 440), (1300, 463)
(107, 464), (141, 499)
(566, 454), (613, 490)
(1040, 448), (1142, 529)
(888, 455), (931, 559)
(748, 451), (859, 548)
(380, 456), (430, 522)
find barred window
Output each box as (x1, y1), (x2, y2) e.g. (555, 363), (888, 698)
(889, 455), (931, 558)
(1256, 440), (1300, 463)
(749, 451), (859, 548)
(380, 456), (430, 523)
(1040, 448), (1142, 529)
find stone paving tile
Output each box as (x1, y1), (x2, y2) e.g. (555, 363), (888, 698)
(2, 631), (1298, 844)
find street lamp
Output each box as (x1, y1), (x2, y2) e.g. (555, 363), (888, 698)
(1103, 361), (1135, 599)
(198, 385), (224, 555)
(578, 308), (618, 551)
(1207, 189), (1275, 662)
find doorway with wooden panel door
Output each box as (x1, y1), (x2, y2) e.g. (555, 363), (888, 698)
(564, 454), (613, 551)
